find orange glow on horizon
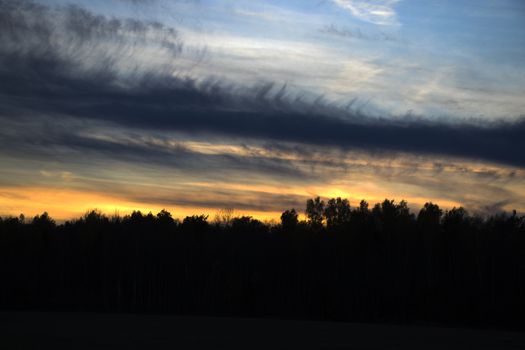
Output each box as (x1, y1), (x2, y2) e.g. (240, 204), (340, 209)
(0, 186), (283, 222)
(0, 184), (483, 224)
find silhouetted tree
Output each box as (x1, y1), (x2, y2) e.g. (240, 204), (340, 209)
(324, 197), (351, 229)
(31, 212), (56, 231)
(418, 202), (443, 227)
(214, 208), (234, 227)
(156, 209), (175, 225)
(443, 207), (468, 228)
(182, 215), (209, 232)
(306, 197), (324, 230)
(231, 216), (267, 234)
(82, 209), (108, 225)
(280, 209), (298, 231)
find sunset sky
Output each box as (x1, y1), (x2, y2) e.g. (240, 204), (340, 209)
(1, 0), (524, 221)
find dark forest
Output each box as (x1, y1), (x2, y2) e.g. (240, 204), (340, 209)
(1, 198), (524, 329)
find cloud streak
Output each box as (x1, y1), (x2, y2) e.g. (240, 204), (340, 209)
(320, 24), (398, 41)
(331, 0), (401, 26)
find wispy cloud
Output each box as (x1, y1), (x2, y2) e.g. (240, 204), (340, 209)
(331, 0), (401, 26)
(320, 24), (398, 41)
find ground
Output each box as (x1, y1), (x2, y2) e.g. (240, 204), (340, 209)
(1, 311), (524, 349)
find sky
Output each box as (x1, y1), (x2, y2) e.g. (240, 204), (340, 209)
(0, 0), (524, 221)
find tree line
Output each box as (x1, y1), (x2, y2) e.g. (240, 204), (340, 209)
(0, 198), (524, 328)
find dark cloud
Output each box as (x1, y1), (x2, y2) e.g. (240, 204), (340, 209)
(1, 0), (524, 169)
(0, 116), (311, 185)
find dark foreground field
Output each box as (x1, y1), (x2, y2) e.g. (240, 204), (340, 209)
(1, 312), (524, 349)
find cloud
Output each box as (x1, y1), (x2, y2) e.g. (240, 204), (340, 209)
(0, 1), (524, 168)
(320, 24), (398, 41)
(3, 63), (524, 168)
(331, 0), (401, 26)
(2, 117), (523, 217)
(0, 0), (524, 218)
(0, 0), (182, 80)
